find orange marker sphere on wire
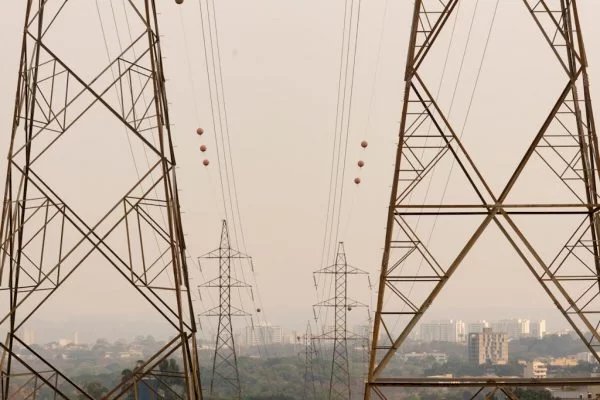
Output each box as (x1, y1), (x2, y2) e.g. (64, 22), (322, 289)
(203, 159), (210, 166)
(360, 140), (368, 148)
(200, 144), (207, 152)
(354, 177), (361, 184)
(358, 160), (365, 168)
(196, 127), (204, 135)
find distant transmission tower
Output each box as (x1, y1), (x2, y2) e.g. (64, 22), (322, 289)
(367, 0), (600, 398)
(199, 220), (250, 399)
(301, 322), (319, 400)
(0, 1), (201, 399)
(314, 242), (368, 400)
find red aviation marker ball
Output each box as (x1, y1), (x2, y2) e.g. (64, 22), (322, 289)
(203, 159), (209, 166)
(196, 127), (204, 135)
(175, 0), (184, 4)
(354, 177), (361, 184)
(360, 140), (368, 148)
(358, 160), (365, 168)
(200, 144), (207, 152)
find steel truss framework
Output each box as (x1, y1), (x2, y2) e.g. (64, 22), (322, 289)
(366, 0), (600, 398)
(0, 1), (202, 399)
(315, 242), (368, 400)
(198, 220), (249, 399)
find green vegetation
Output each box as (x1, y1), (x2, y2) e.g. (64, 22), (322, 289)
(11, 334), (598, 399)
(508, 334), (586, 360)
(424, 357), (523, 377)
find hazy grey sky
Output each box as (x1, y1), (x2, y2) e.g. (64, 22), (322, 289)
(2, 1), (600, 342)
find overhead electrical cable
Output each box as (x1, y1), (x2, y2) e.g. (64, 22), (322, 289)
(320, 0), (352, 271)
(177, 7), (222, 337)
(332, 0), (362, 253)
(195, 0), (272, 361)
(314, 0), (370, 357)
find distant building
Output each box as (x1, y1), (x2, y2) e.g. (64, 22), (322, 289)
(529, 320), (546, 339)
(21, 328), (36, 345)
(468, 328), (508, 365)
(575, 352), (596, 364)
(491, 319), (530, 339)
(282, 331), (300, 344)
(545, 388), (589, 399)
(403, 352), (448, 364)
(245, 324), (283, 346)
(467, 321), (489, 334)
(523, 361), (547, 379)
(419, 320), (465, 343)
(549, 357), (578, 367)
(353, 325), (371, 340)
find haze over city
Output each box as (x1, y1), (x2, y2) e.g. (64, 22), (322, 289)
(2, 0), (598, 342)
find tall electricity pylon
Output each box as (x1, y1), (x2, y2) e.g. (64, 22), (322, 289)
(314, 242), (368, 400)
(367, 0), (600, 399)
(0, 1), (201, 399)
(199, 220), (249, 399)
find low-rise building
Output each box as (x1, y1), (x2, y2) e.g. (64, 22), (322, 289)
(523, 361), (547, 379)
(575, 352), (596, 364)
(550, 357), (578, 367)
(402, 352), (448, 364)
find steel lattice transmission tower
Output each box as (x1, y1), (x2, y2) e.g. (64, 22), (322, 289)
(301, 322), (319, 400)
(0, 1), (202, 399)
(199, 220), (249, 399)
(314, 242), (368, 400)
(366, 0), (600, 399)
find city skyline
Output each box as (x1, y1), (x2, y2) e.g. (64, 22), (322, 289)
(19, 315), (563, 345)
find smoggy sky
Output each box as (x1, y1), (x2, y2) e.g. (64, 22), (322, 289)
(2, 0), (600, 343)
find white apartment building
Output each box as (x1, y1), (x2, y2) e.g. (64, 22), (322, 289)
(353, 325), (371, 340)
(282, 331), (301, 344)
(491, 319), (530, 339)
(419, 320), (465, 343)
(467, 321), (489, 334)
(529, 320), (546, 339)
(21, 327), (36, 345)
(245, 324), (283, 346)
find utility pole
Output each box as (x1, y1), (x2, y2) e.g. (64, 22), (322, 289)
(0, 1), (201, 398)
(366, 0), (600, 398)
(199, 220), (249, 399)
(314, 242), (368, 400)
